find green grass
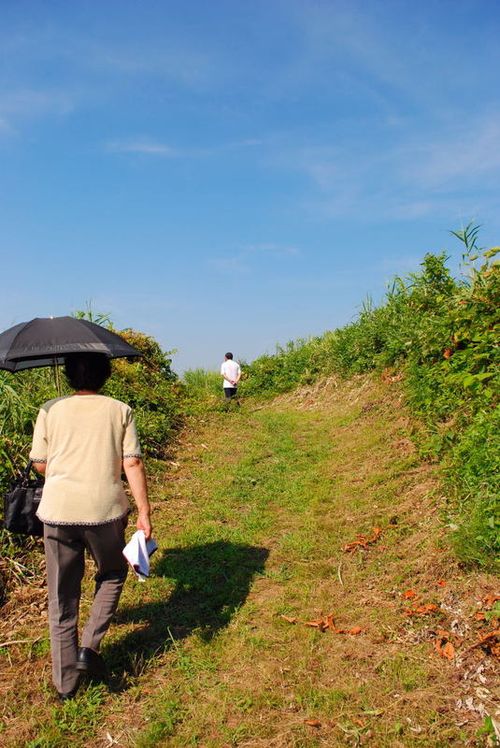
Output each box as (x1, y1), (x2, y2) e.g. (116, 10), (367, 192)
(25, 685), (108, 748)
(1, 377), (496, 746)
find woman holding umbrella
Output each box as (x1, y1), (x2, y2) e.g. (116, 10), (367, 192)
(29, 351), (152, 700)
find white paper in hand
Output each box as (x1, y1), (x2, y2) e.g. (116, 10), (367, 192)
(123, 530), (158, 581)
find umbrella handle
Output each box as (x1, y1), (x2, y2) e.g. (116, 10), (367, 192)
(53, 357), (62, 396)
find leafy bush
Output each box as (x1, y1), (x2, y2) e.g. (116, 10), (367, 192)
(103, 329), (182, 458)
(0, 368), (58, 490)
(240, 334), (338, 397)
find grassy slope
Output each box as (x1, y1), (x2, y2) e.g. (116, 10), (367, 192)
(0, 377), (498, 747)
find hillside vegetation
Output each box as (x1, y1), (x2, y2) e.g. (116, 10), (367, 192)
(0, 228), (498, 746)
(239, 227), (499, 570)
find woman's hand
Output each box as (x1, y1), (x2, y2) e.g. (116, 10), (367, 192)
(137, 510), (152, 540)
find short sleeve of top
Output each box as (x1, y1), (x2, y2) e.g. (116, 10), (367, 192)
(30, 408), (48, 463)
(123, 409), (142, 458)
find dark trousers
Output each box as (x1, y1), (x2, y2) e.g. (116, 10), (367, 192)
(43, 517), (128, 693)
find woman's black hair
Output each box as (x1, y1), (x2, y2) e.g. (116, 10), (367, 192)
(64, 353), (112, 392)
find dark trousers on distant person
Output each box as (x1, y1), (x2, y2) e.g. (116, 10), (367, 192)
(43, 517), (128, 694)
(223, 387), (240, 407)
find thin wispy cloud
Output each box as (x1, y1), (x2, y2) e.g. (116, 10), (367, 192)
(0, 88), (76, 140)
(83, 42), (216, 89)
(106, 136), (265, 158)
(106, 138), (180, 157)
(208, 256), (250, 274)
(404, 119), (500, 188)
(0, 89), (75, 116)
(0, 21), (217, 90)
(0, 116), (13, 135)
(273, 111), (500, 223)
(247, 242), (300, 257)
(289, 0), (499, 114)
(209, 242), (301, 274)
(253, 1), (425, 111)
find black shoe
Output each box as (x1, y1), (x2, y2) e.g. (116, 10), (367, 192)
(76, 647), (107, 679)
(57, 684), (79, 701)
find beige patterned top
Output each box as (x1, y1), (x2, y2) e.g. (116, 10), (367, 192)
(30, 394), (142, 525)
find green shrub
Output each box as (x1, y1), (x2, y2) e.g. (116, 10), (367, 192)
(240, 336), (335, 398)
(0, 368), (59, 490)
(103, 328), (182, 458)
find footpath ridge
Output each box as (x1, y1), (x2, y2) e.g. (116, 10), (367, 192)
(0, 376), (498, 746)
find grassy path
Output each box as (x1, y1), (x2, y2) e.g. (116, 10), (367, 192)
(1, 377), (497, 746)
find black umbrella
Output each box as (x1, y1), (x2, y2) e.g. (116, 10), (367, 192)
(0, 316), (142, 372)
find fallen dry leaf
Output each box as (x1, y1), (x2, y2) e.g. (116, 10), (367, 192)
(348, 626), (363, 635)
(472, 630), (499, 658)
(304, 719), (322, 728)
(403, 589), (418, 599)
(305, 617), (331, 632)
(437, 580), (447, 587)
(281, 612), (363, 636)
(404, 603), (439, 617)
(477, 630), (499, 646)
(475, 612), (487, 621)
(343, 527), (382, 553)
(483, 593), (500, 609)
(434, 630), (455, 660)
(331, 625), (364, 636)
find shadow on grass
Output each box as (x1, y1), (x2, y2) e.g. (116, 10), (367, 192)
(105, 540), (269, 690)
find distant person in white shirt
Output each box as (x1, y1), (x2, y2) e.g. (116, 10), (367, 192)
(220, 352), (241, 401)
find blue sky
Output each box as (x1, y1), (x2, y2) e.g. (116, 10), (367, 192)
(1, 0), (499, 372)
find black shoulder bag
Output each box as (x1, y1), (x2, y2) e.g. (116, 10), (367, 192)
(3, 461), (44, 537)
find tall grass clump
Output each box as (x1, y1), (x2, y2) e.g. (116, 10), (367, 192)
(180, 368), (225, 414)
(0, 368), (59, 491)
(183, 369), (221, 399)
(242, 226), (499, 568)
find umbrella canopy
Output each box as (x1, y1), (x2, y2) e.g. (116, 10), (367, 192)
(0, 316), (142, 372)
